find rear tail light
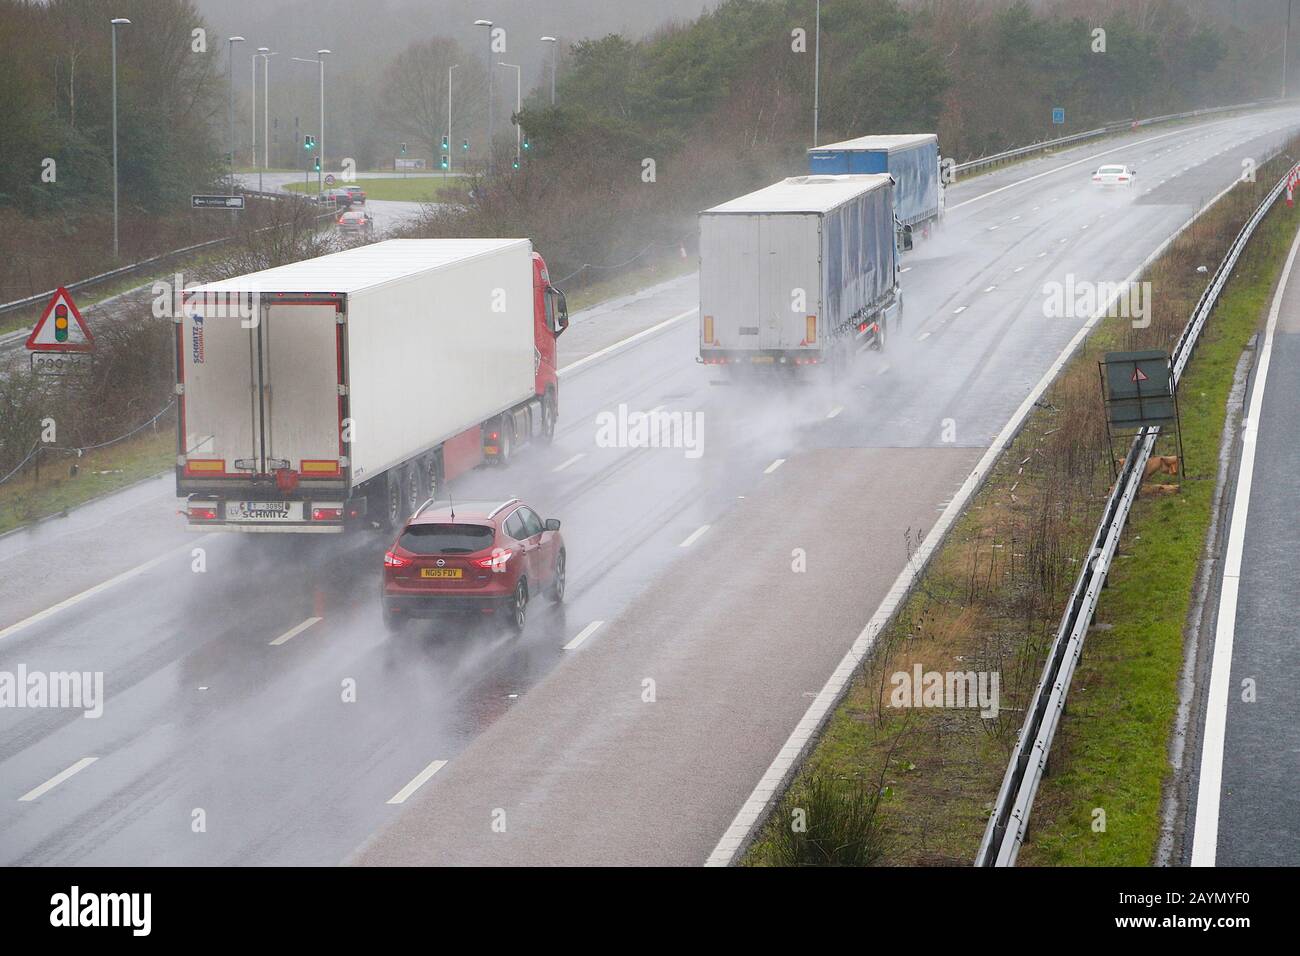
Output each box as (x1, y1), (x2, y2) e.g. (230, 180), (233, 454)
(337, 217), (345, 224)
(384, 550), (412, 568)
(312, 507), (343, 521)
(1093, 175), (1101, 181)
(473, 549), (513, 570)
(189, 505), (218, 521)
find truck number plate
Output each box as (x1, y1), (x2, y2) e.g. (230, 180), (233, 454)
(229, 501), (296, 520)
(420, 568), (463, 579)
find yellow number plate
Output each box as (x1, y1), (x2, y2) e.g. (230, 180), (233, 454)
(420, 568), (463, 579)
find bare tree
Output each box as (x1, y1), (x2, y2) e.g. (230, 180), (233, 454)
(377, 37), (487, 165)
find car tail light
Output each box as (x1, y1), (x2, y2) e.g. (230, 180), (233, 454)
(473, 549), (513, 570)
(1093, 175), (1101, 181)
(312, 507), (343, 521)
(189, 505), (218, 520)
(1118, 176), (1128, 181)
(338, 217), (345, 224)
(384, 550), (412, 568)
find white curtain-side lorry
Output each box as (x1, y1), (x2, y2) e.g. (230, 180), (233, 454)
(175, 238), (569, 533)
(698, 174), (901, 373)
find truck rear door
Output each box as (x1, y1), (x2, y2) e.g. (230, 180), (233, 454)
(259, 302), (343, 479)
(179, 294), (259, 479)
(759, 213), (820, 351)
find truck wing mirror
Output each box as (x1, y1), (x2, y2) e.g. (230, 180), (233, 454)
(553, 288), (570, 336)
(902, 223), (914, 251)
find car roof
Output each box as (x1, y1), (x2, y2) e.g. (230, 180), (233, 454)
(407, 498), (520, 524)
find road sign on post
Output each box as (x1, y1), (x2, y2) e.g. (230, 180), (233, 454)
(1099, 349), (1184, 479)
(1052, 107), (1065, 125)
(27, 287), (94, 374)
(192, 195), (245, 209)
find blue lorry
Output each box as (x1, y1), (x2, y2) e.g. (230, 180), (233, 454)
(807, 134), (943, 239)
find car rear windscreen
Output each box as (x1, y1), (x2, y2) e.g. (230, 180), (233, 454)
(398, 523), (494, 554)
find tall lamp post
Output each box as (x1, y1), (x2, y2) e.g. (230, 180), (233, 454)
(291, 49), (330, 194)
(540, 36), (558, 106)
(499, 62), (521, 168)
(474, 19), (494, 174)
(259, 50), (277, 190)
(251, 48), (265, 170)
(226, 36), (245, 194)
(448, 62), (459, 177)
(813, 0), (821, 146)
(110, 17), (130, 260)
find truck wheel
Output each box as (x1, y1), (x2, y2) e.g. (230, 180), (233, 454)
(548, 550), (566, 603)
(383, 471), (405, 530)
(426, 455), (441, 501)
(496, 417), (515, 467)
(405, 462), (425, 515)
(507, 579), (527, 632)
(540, 393), (557, 444)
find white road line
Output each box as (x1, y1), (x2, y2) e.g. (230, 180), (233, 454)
(0, 540), (201, 644)
(558, 308), (696, 376)
(1011, 215), (1021, 221)
(950, 125), (1205, 211)
(763, 458), (786, 474)
(386, 759), (448, 805)
(826, 405), (843, 419)
(552, 453), (585, 473)
(1014, 266), (1025, 273)
(899, 266), (912, 274)
(1191, 223), (1300, 867)
(875, 364), (890, 376)
(707, 170), (1247, 868)
(563, 620), (605, 651)
(987, 225), (999, 231)
(1037, 251), (1048, 258)
(679, 524), (710, 548)
(953, 306), (968, 314)
(917, 331), (932, 341)
(19, 757), (97, 802)
(269, 616), (322, 646)
(984, 285), (997, 293)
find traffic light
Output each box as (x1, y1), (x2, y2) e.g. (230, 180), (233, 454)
(303, 134), (315, 150)
(54, 303), (68, 343)
(441, 135), (448, 151)
(462, 139), (469, 151)
(400, 142), (407, 154)
(522, 137), (530, 151)
(440, 155), (449, 170)
(512, 158), (520, 169)
(314, 157), (321, 172)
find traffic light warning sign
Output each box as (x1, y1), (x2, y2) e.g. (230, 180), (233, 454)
(26, 287), (94, 352)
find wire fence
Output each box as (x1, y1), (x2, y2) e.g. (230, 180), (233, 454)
(551, 238), (689, 286)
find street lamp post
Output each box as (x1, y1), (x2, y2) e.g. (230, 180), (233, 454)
(499, 62), (521, 168)
(227, 36), (245, 194)
(291, 49), (330, 195)
(253, 47), (276, 192)
(262, 52), (276, 177)
(475, 19), (493, 174)
(252, 48), (264, 171)
(110, 17), (130, 260)
(448, 63), (459, 178)
(813, 0), (821, 146)
(541, 36), (557, 106)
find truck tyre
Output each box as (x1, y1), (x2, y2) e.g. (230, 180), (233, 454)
(540, 392), (557, 444)
(426, 453), (441, 501)
(405, 462), (425, 515)
(548, 549), (566, 603)
(496, 416), (515, 467)
(382, 470), (405, 531)
(507, 579), (528, 632)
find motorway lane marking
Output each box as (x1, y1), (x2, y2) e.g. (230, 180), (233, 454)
(899, 266), (912, 274)
(678, 524), (710, 548)
(19, 757), (97, 802)
(826, 405), (843, 419)
(0, 540), (203, 644)
(875, 364), (890, 376)
(707, 171), (1248, 868)
(984, 286), (997, 293)
(558, 308), (697, 376)
(552, 453), (586, 473)
(1014, 266), (1025, 273)
(386, 759), (448, 805)
(953, 306), (968, 314)
(917, 331), (932, 341)
(950, 125), (1215, 211)
(763, 458), (785, 474)
(269, 616), (322, 646)
(1191, 222), (1300, 867)
(1037, 251), (1047, 257)
(563, 620), (605, 651)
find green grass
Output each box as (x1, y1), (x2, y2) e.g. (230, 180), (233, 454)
(1018, 199), (1298, 866)
(0, 430), (174, 537)
(283, 176), (468, 203)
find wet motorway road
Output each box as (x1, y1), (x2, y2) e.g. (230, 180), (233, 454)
(3, 106), (1300, 865)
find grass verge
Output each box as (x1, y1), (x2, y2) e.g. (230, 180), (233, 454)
(283, 177), (468, 203)
(744, 152), (1300, 867)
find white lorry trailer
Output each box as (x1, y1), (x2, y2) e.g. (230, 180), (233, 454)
(176, 238), (568, 532)
(698, 174), (901, 371)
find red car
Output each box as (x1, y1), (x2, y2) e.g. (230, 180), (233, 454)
(381, 498), (565, 633)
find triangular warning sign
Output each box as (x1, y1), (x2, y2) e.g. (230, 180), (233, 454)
(26, 287), (94, 353)
(1131, 366), (1148, 383)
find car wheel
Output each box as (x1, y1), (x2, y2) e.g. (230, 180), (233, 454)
(507, 579), (527, 632)
(548, 549), (566, 603)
